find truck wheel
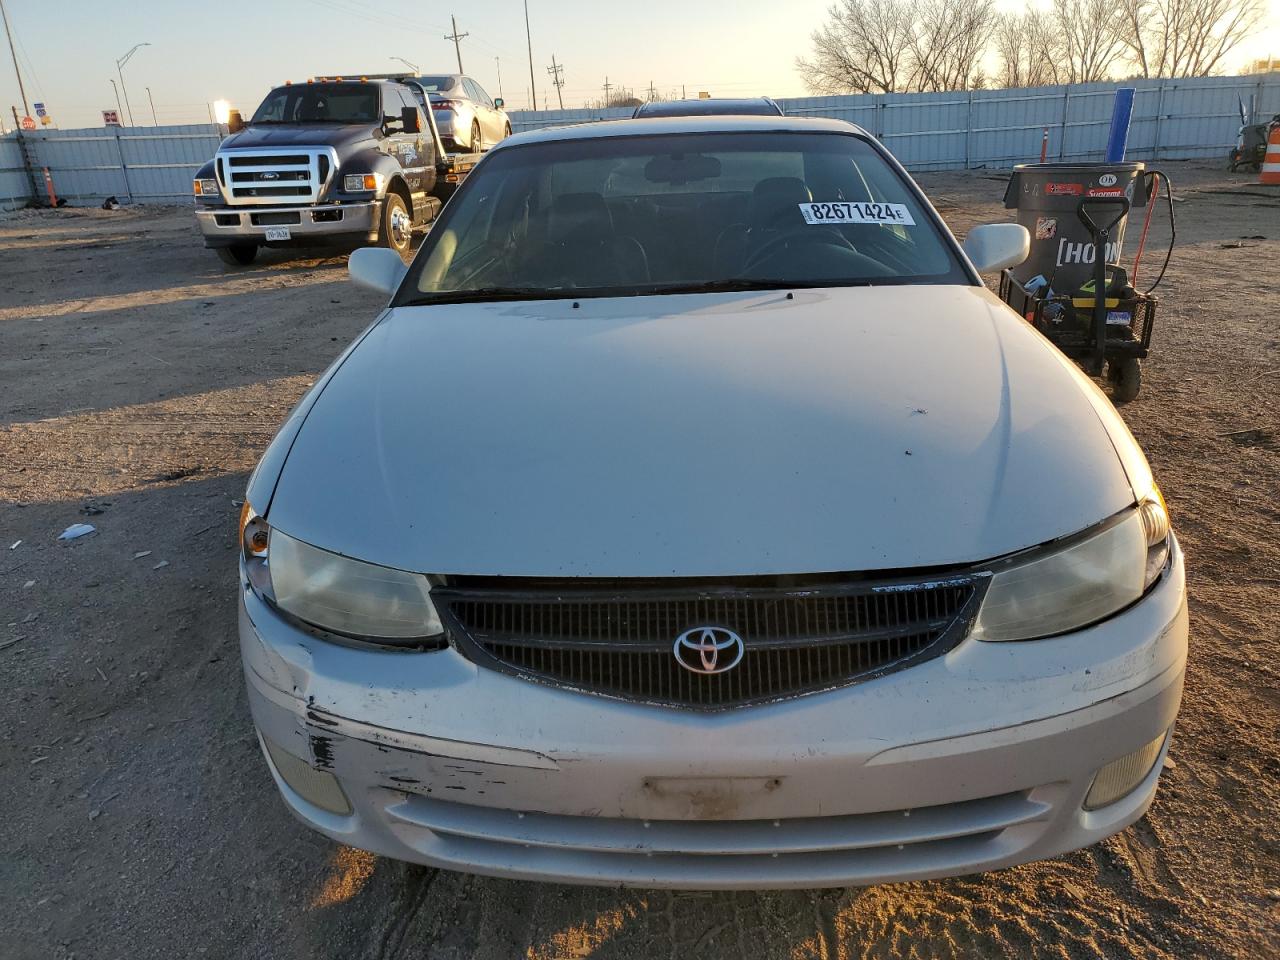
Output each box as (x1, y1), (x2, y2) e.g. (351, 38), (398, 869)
(380, 193), (412, 260)
(215, 244), (258, 266)
(1108, 357), (1141, 403)
(471, 121), (483, 152)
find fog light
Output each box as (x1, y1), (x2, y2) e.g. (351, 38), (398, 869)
(1083, 731), (1168, 810)
(262, 735), (352, 815)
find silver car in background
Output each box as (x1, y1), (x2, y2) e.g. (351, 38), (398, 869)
(415, 73), (510, 151)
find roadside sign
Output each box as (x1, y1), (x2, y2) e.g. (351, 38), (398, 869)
(102, 109), (121, 126)
(20, 115), (36, 131)
(40, 115), (51, 126)
(698, 91), (710, 99)
(33, 102), (46, 117)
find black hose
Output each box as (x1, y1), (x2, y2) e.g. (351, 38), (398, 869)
(1142, 170), (1176, 296)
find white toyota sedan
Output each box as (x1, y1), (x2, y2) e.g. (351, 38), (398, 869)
(237, 116), (1187, 889)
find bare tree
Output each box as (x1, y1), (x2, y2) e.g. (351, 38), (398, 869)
(994, 11), (1066, 88)
(1118, 0), (1264, 77)
(796, 0), (916, 94)
(1053, 0), (1129, 83)
(908, 0), (998, 92)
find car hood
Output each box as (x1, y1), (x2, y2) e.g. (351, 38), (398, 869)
(267, 285), (1139, 577)
(220, 123), (376, 151)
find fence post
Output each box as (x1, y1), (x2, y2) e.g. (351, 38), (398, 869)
(1058, 87), (1070, 161)
(964, 89), (973, 169)
(1152, 81), (1166, 160)
(113, 127), (134, 202)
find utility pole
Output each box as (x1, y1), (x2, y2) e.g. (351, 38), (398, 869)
(523, 0), (536, 112)
(110, 79), (124, 120)
(495, 56), (503, 101)
(0, 0), (29, 116)
(444, 15), (468, 74)
(115, 42), (150, 127)
(646, 80), (657, 102)
(602, 76), (612, 107)
(146, 86), (158, 125)
(547, 56), (564, 110)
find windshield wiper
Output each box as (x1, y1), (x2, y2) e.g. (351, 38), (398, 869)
(643, 278), (806, 295)
(399, 286), (573, 306)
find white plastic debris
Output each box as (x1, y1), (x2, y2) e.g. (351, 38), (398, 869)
(152, 560), (169, 570)
(23, 580), (35, 589)
(8, 540), (19, 550)
(132, 550), (152, 560)
(58, 524), (96, 541)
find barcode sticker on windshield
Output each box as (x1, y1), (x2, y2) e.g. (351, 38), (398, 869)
(798, 202), (916, 226)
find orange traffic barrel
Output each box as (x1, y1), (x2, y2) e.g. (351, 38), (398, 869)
(1262, 126), (1280, 185)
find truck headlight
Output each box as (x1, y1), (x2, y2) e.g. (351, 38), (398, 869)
(239, 502), (443, 644)
(971, 489), (1170, 642)
(194, 178), (220, 198)
(344, 173), (380, 193)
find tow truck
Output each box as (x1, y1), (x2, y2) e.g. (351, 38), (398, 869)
(192, 76), (483, 266)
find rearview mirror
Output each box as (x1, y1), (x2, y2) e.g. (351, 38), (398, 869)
(493, 97), (504, 109)
(644, 153), (721, 184)
(963, 223), (1030, 273)
(349, 247), (408, 296)
(400, 106), (421, 134)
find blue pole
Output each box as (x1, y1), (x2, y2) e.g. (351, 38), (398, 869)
(1105, 88), (1136, 162)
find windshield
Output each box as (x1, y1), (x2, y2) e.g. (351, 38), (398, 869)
(400, 131), (970, 304)
(416, 75), (458, 93)
(251, 84), (380, 124)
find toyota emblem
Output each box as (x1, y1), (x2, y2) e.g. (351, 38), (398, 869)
(673, 627), (745, 675)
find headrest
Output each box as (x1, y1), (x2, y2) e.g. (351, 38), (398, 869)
(750, 177), (813, 229)
(548, 192), (612, 244)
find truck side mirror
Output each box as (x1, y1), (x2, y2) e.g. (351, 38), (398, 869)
(493, 97), (504, 110)
(400, 107), (421, 134)
(228, 110), (244, 134)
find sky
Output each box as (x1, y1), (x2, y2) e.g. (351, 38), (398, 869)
(1, 0), (1278, 129)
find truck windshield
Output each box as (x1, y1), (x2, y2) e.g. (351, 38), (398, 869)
(400, 131), (970, 305)
(251, 84), (380, 124)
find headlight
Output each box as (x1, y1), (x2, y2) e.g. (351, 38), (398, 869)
(194, 178), (220, 198)
(344, 173), (381, 193)
(239, 502), (443, 644)
(972, 490), (1170, 642)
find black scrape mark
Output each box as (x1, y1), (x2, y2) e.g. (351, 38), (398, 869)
(443, 785), (467, 791)
(306, 710), (340, 727)
(388, 776), (421, 784)
(310, 735), (336, 770)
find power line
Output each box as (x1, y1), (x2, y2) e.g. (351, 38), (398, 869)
(547, 55), (564, 110)
(444, 14), (468, 74)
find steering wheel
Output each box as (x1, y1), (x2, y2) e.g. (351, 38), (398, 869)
(742, 226), (893, 277)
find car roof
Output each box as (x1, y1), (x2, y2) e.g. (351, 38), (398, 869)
(634, 97), (782, 118)
(497, 115), (868, 150)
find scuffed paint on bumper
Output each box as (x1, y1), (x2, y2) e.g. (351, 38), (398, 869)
(239, 546), (1187, 889)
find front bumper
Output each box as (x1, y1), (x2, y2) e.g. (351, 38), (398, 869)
(195, 201), (380, 247)
(239, 545), (1187, 889)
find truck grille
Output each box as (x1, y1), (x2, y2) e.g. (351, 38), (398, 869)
(214, 147), (336, 205)
(436, 574), (985, 709)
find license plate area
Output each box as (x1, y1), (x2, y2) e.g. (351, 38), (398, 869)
(264, 226), (292, 241)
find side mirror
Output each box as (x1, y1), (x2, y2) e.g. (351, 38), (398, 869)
(963, 223), (1030, 274)
(400, 106), (421, 134)
(493, 97), (504, 110)
(228, 110), (245, 134)
(348, 247), (408, 296)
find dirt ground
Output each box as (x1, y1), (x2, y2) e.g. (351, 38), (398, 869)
(1, 162), (1277, 960)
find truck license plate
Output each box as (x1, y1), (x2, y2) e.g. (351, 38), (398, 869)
(264, 227), (291, 241)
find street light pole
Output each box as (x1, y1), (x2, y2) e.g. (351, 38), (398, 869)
(0, 0), (29, 116)
(109, 78), (124, 120)
(390, 56), (419, 75)
(524, 0), (536, 112)
(146, 86), (158, 125)
(115, 42), (150, 127)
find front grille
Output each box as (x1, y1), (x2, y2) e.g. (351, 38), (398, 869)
(437, 575), (984, 709)
(215, 147), (337, 205)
